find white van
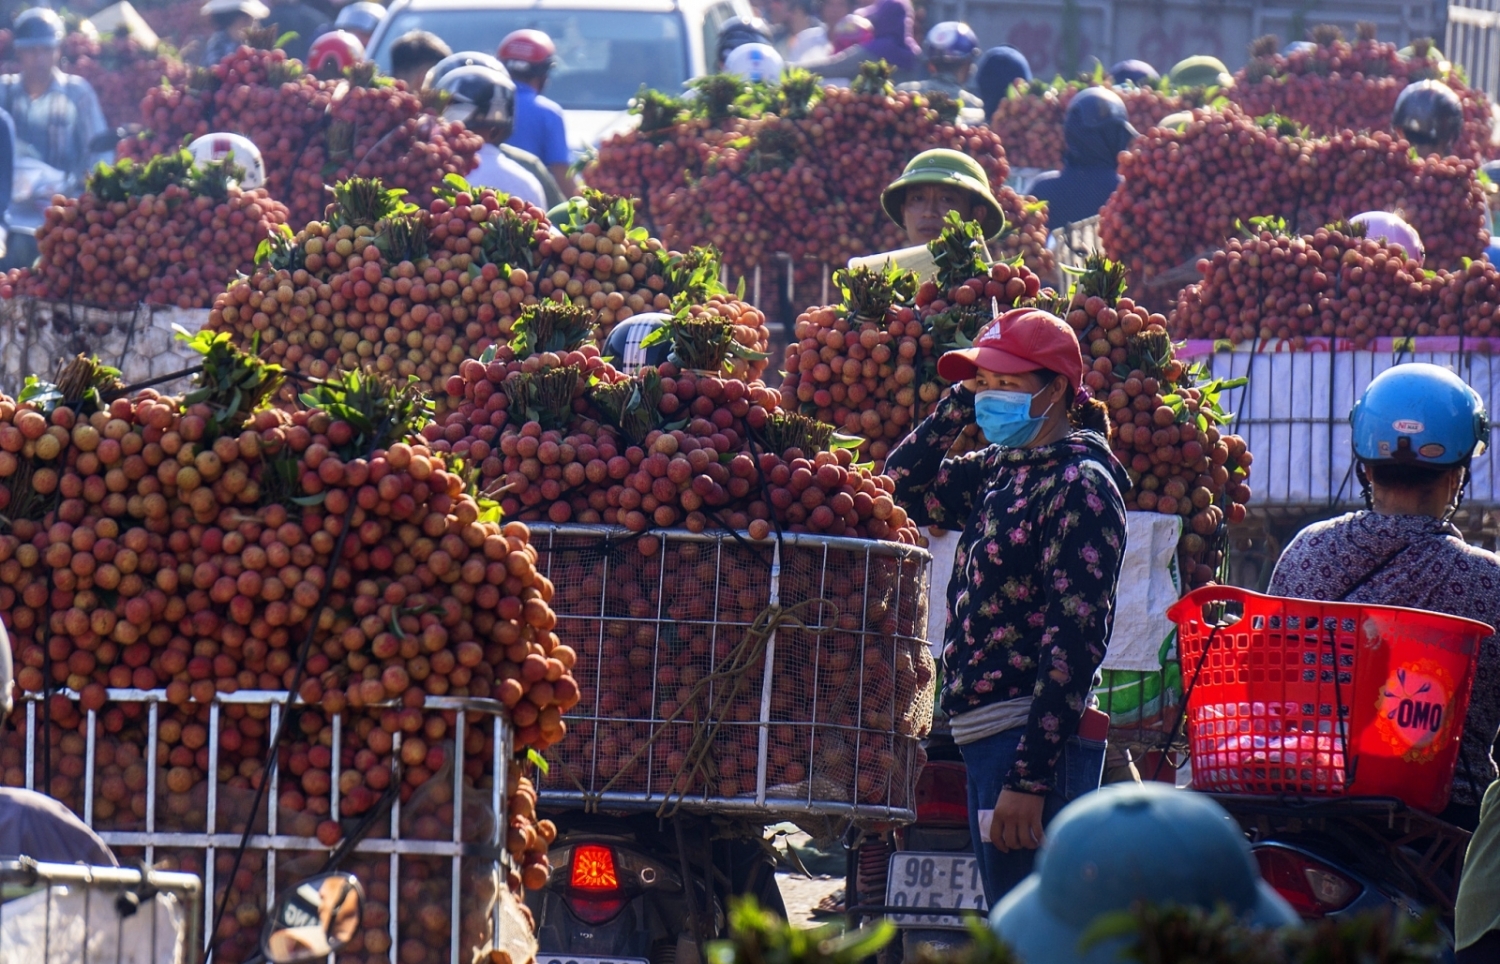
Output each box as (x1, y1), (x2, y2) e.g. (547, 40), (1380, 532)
(365, 0), (755, 153)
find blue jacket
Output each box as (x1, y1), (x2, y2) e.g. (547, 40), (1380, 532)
(1029, 92), (1136, 228)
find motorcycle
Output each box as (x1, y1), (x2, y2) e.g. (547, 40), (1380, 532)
(527, 809), (786, 964)
(1212, 793), (1467, 943)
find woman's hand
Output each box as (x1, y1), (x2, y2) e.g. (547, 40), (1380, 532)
(989, 789), (1046, 852)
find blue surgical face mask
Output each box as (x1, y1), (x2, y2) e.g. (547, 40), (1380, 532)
(974, 386), (1053, 448)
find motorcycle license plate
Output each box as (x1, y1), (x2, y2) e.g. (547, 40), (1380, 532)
(539, 956), (649, 964)
(884, 851), (988, 929)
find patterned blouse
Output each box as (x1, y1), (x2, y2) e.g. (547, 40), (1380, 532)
(1269, 511), (1500, 807)
(885, 386), (1129, 794)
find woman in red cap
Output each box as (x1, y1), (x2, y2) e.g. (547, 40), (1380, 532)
(885, 308), (1129, 905)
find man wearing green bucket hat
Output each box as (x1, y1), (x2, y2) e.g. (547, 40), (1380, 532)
(882, 147), (1006, 245)
(989, 783), (1298, 963)
(1167, 54), (1233, 88)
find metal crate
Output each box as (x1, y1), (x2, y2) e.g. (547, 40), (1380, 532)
(4, 688), (527, 964)
(526, 525), (935, 826)
(0, 857), (202, 964)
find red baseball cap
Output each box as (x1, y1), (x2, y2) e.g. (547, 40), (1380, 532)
(936, 308), (1086, 391)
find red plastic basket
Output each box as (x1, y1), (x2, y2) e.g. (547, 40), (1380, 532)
(1167, 586), (1493, 814)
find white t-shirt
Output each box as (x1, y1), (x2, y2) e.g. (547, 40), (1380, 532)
(787, 24), (827, 63)
(467, 143), (545, 207)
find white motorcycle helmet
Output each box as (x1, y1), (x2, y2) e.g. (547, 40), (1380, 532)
(724, 42), (784, 86)
(187, 132), (266, 191)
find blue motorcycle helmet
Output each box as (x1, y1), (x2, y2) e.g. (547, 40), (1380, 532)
(603, 312), (672, 374)
(1351, 363), (1488, 512)
(989, 783), (1297, 963)
(1109, 59), (1158, 85)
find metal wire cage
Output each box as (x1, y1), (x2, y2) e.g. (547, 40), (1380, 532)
(0, 857), (203, 964)
(2, 689), (527, 964)
(526, 525), (935, 824)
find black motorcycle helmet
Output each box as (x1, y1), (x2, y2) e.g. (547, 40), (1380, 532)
(423, 50), (505, 91)
(715, 15), (772, 67)
(435, 64), (516, 126)
(1393, 79), (1464, 152)
(603, 312), (672, 374)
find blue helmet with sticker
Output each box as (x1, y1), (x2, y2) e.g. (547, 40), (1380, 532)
(1351, 363), (1488, 468)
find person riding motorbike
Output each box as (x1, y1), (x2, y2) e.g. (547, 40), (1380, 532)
(307, 29), (363, 79)
(437, 64), (545, 207)
(989, 783), (1297, 963)
(724, 42), (785, 85)
(1027, 86), (1137, 229)
(1, 8), (107, 183)
(1108, 58), (1158, 85)
(848, 148), (1004, 279)
(798, 0), (922, 84)
(200, 0), (268, 65)
(187, 132), (267, 189)
(498, 29), (576, 196)
(1167, 54), (1233, 88)
(896, 21), (984, 116)
(885, 308), (1127, 904)
(714, 14), (773, 68)
(975, 46), (1031, 124)
(1394, 79), (1464, 156)
(1267, 363), (1500, 831)
(765, 0), (823, 61)
(388, 30), (449, 90)
(0, 616), (117, 865)
(332, 0), (382, 46)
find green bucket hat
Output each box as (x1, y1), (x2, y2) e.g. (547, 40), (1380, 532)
(1168, 55), (1233, 88)
(881, 148), (1006, 239)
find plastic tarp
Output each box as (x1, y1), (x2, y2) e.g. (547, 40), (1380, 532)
(0, 886), (184, 964)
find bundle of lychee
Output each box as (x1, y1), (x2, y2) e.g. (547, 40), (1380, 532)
(780, 215), (1047, 468)
(0, 341), (576, 855)
(1171, 219), (1500, 346)
(120, 33), (482, 228)
(1062, 256), (1253, 588)
(534, 192), (771, 373)
(55, 29), (189, 130)
(14, 148), (289, 309)
(206, 178), (550, 417)
(1099, 104), (1489, 311)
(1229, 26), (1492, 159)
(989, 78), (1197, 171)
(587, 63), (1055, 280)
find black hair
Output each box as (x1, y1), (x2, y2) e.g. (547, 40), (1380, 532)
(390, 30), (451, 74)
(211, 10), (246, 30)
(1368, 462), (1454, 489)
(1034, 367), (1109, 434)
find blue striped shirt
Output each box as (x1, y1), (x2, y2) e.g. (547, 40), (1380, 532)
(0, 69), (107, 180)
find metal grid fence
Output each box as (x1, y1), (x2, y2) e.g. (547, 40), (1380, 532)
(526, 526), (935, 826)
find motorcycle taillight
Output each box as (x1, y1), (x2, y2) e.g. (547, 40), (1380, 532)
(915, 761), (969, 825)
(1254, 846), (1361, 918)
(566, 843), (627, 924)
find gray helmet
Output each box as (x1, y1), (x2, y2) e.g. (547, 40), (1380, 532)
(1393, 79), (1464, 151)
(424, 50), (504, 91)
(436, 63), (516, 127)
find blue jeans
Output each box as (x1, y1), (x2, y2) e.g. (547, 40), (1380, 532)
(959, 728), (1107, 906)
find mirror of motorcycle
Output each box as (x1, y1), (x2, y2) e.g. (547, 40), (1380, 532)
(260, 872), (364, 964)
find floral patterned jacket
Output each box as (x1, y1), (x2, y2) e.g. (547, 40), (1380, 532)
(885, 386), (1129, 794)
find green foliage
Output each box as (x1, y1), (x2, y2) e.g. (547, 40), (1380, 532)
(298, 369), (433, 460)
(87, 148), (245, 204)
(757, 411), (848, 455)
(850, 60), (896, 96)
(929, 212), (994, 292)
(500, 367), (581, 431)
(589, 369), (664, 446)
(256, 224), (304, 271)
(705, 897), (894, 964)
(509, 303), (598, 357)
(835, 262), (919, 322)
(179, 328), (285, 440)
(776, 68), (822, 118)
(374, 214), (430, 263)
(632, 86), (689, 134)
(1236, 214), (1290, 238)
(1076, 253), (1129, 303)
(552, 189), (647, 240)
(659, 246), (728, 302)
(640, 310), (769, 372)
(912, 920), (1020, 964)
(329, 177), (417, 229)
(21, 355), (123, 415)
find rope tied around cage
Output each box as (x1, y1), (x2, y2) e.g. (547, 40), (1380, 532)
(555, 596), (839, 816)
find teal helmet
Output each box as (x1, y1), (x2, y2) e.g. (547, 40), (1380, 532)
(1351, 363), (1488, 468)
(989, 783), (1297, 963)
